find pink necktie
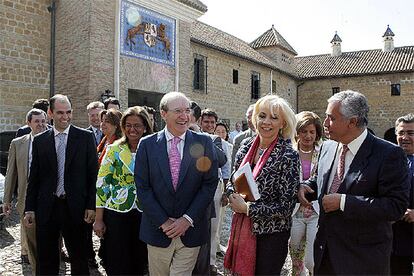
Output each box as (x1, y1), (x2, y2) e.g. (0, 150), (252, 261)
(329, 144), (349, 194)
(169, 137), (181, 190)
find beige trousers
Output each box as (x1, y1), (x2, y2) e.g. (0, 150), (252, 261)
(20, 217), (37, 273)
(148, 237), (200, 276)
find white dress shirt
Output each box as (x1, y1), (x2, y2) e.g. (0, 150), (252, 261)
(327, 129), (367, 210)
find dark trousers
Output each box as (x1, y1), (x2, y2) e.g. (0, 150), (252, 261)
(36, 198), (88, 275)
(85, 223), (95, 259)
(255, 230), (290, 276)
(315, 247), (334, 275)
(390, 254), (413, 275)
(103, 209), (148, 276)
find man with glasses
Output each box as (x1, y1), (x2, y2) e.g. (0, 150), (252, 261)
(135, 92), (218, 275)
(391, 113), (414, 275)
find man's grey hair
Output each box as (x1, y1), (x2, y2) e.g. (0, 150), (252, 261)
(86, 101), (104, 112)
(328, 90), (369, 128)
(159, 92), (190, 112)
(246, 104), (254, 117)
(26, 108), (47, 122)
(395, 113), (414, 127)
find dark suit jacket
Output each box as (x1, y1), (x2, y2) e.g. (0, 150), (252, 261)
(392, 157), (414, 260)
(135, 129), (219, 248)
(86, 125), (102, 146)
(15, 125), (31, 138)
(307, 133), (409, 275)
(16, 124), (51, 138)
(25, 125), (98, 225)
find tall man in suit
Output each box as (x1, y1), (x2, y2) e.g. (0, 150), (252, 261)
(3, 108), (47, 271)
(391, 113), (414, 275)
(86, 101), (104, 146)
(135, 92), (219, 275)
(24, 94), (98, 275)
(299, 90), (409, 275)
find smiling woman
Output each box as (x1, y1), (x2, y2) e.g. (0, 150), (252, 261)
(225, 94), (300, 275)
(94, 106), (153, 275)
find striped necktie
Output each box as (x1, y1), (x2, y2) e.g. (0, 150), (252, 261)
(56, 133), (67, 196)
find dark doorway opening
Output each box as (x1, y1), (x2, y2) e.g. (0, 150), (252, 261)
(384, 127), (397, 144)
(128, 89), (165, 131)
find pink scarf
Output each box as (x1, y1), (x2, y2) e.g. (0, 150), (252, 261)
(224, 135), (279, 276)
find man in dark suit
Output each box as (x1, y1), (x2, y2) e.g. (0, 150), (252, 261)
(299, 90), (409, 275)
(135, 92), (218, 275)
(24, 94), (98, 275)
(84, 101), (104, 268)
(86, 101), (104, 146)
(391, 113), (414, 275)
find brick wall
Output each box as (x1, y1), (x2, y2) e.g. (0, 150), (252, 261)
(0, 0), (50, 131)
(298, 72), (414, 137)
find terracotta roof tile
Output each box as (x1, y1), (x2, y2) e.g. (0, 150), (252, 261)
(295, 46), (414, 79)
(191, 21), (282, 72)
(174, 0), (207, 12)
(250, 26), (297, 55)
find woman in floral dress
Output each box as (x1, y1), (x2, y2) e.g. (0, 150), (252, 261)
(93, 106), (153, 275)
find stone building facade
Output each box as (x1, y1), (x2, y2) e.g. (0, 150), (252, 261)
(0, 0), (50, 130)
(1, 0), (413, 138)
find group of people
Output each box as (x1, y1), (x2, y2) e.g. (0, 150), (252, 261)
(2, 89), (413, 276)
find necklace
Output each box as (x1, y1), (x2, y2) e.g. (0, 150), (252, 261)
(299, 147), (313, 154)
(258, 147), (267, 156)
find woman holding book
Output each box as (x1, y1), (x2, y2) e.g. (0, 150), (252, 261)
(224, 94), (300, 275)
(289, 111), (323, 276)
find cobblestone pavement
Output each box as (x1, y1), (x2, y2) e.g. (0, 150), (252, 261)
(1, 206), (291, 275)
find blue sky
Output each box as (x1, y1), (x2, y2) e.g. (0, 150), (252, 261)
(199, 0), (414, 56)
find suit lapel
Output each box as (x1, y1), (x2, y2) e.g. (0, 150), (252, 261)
(177, 131), (193, 190)
(340, 133), (372, 192)
(45, 129), (58, 173)
(65, 125), (78, 171)
(156, 130), (174, 194)
(18, 135), (30, 178)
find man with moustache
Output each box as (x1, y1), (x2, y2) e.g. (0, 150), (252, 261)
(135, 92), (218, 275)
(24, 94), (98, 275)
(298, 90), (409, 275)
(391, 113), (414, 275)
(3, 108), (47, 271)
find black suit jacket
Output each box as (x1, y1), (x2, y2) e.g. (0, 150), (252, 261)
(25, 125), (98, 225)
(86, 125), (102, 146)
(15, 125), (31, 138)
(308, 132), (409, 275)
(392, 158), (414, 260)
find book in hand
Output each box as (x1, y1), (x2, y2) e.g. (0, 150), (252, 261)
(232, 162), (261, 202)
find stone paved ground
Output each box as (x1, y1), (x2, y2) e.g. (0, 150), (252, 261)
(0, 206), (292, 275)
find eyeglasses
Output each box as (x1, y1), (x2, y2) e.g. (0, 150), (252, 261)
(396, 130), (414, 137)
(125, 124), (145, 130)
(171, 108), (191, 115)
